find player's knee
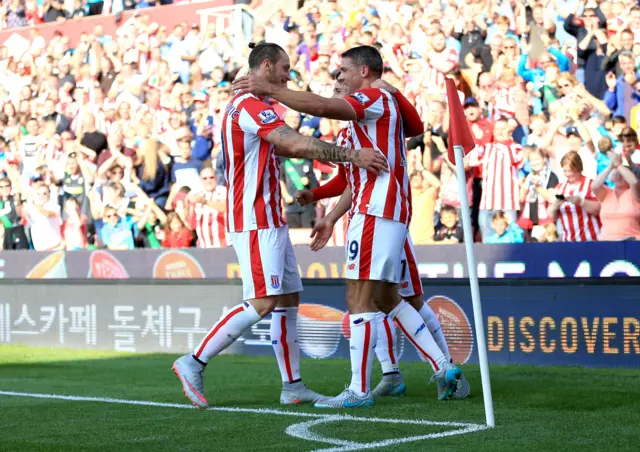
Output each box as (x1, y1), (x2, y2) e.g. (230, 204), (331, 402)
(404, 294), (423, 311)
(276, 292), (299, 308)
(249, 297), (279, 317)
(373, 283), (400, 312)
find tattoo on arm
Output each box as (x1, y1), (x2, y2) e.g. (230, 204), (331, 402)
(268, 125), (358, 163)
(308, 139), (357, 163)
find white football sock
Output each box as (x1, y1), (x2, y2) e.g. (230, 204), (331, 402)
(374, 312), (399, 374)
(270, 307), (301, 383)
(193, 302), (261, 363)
(418, 302), (451, 362)
(389, 301), (447, 373)
(348, 312), (377, 397)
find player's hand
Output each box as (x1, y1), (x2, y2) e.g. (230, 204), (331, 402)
(310, 217), (335, 252)
(232, 74), (277, 97)
(296, 190), (314, 206)
(353, 148), (388, 175)
(371, 79), (398, 94)
(284, 194), (294, 204)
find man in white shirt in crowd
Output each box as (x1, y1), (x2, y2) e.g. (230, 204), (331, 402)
(26, 184), (63, 251)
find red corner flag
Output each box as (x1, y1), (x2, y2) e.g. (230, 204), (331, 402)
(445, 78), (476, 164)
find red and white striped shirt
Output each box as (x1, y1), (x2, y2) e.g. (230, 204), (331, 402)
(195, 186), (230, 248)
(422, 48), (459, 95)
(556, 176), (601, 242)
(221, 94), (286, 233)
(493, 84), (517, 120)
(467, 141), (524, 211)
(343, 88), (411, 225)
(327, 128), (351, 247)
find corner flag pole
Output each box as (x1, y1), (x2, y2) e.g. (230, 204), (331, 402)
(445, 79), (495, 428)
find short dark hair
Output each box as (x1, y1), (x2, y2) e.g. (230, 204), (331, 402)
(440, 205), (457, 217)
(612, 116), (627, 125)
(341, 45), (383, 78)
(248, 41), (286, 70)
(492, 210), (508, 222)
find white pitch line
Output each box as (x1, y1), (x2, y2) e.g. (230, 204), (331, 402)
(286, 417), (363, 447)
(310, 423), (488, 452)
(0, 390), (489, 451)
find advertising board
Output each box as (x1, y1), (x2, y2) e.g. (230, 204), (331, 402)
(1, 279), (637, 367)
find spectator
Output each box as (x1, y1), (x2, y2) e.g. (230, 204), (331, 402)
(484, 211), (525, 244)
(517, 146), (559, 236)
(43, 0), (66, 23)
(618, 127), (640, 177)
(170, 137), (203, 192)
(135, 194), (167, 249)
(189, 93), (214, 162)
(99, 205), (135, 250)
(25, 184), (63, 251)
(593, 152), (640, 241)
(80, 113), (108, 156)
(42, 98), (70, 135)
(136, 139), (171, 209)
(60, 151), (93, 217)
(0, 177), (28, 250)
(564, 5), (607, 98)
(548, 151), (601, 241)
(604, 51), (640, 119)
(160, 211), (194, 248)
(467, 118), (524, 240)
(61, 197), (88, 250)
(409, 169), (440, 245)
(434, 204), (463, 244)
(190, 167), (229, 248)
(6, 0), (28, 29)
(602, 28), (635, 77)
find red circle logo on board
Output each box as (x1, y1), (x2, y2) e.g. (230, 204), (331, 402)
(426, 295), (474, 364)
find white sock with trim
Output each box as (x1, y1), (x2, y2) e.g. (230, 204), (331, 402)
(348, 312), (377, 397)
(270, 307), (301, 384)
(193, 302), (261, 363)
(374, 312), (400, 374)
(388, 301), (447, 373)
(417, 302), (451, 362)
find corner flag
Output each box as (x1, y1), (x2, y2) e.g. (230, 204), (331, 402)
(444, 77), (495, 428)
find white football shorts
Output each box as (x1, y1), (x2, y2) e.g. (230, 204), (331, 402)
(230, 225), (303, 300)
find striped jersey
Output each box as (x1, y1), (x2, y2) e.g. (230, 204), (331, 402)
(342, 88), (411, 225)
(422, 48), (459, 95)
(221, 94), (286, 233)
(555, 176), (601, 242)
(195, 186), (230, 248)
(467, 141), (524, 211)
(327, 128), (351, 247)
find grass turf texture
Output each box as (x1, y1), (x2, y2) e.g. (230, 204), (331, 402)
(0, 346), (639, 451)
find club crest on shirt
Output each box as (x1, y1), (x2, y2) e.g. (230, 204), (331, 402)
(271, 275), (280, 289)
(258, 109), (278, 124)
(350, 92), (369, 105)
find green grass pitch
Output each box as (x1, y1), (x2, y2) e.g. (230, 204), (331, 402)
(1, 345), (639, 451)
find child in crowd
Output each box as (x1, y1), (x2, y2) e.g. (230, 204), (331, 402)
(434, 205), (464, 244)
(160, 212), (194, 248)
(484, 211), (526, 244)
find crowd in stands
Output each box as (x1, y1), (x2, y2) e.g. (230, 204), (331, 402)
(1, 0), (640, 252)
(0, 0), (180, 28)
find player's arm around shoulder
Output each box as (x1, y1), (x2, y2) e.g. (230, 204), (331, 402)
(343, 88), (386, 122)
(265, 125), (387, 175)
